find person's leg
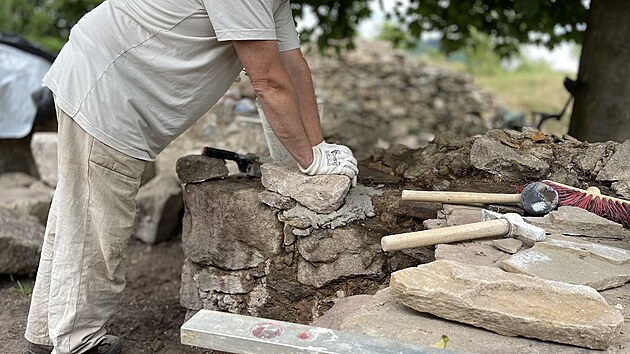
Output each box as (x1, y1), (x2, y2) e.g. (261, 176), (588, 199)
(24, 188), (59, 348)
(28, 109), (146, 354)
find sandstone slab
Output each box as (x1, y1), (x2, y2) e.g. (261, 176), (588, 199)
(390, 260), (624, 350)
(30, 132), (58, 187)
(501, 236), (630, 290)
(0, 187), (54, 224)
(492, 238), (522, 254)
(435, 242), (507, 267)
(133, 174), (183, 244)
(0, 207), (44, 274)
(440, 204), (483, 226)
(182, 178), (282, 270)
(260, 160), (351, 214)
(526, 206), (630, 240)
(313, 288), (600, 354)
(176, 155), (228, 184)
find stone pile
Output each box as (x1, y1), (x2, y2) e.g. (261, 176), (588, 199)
(0, 132), (185, 275)
(305, 40), (505, 155)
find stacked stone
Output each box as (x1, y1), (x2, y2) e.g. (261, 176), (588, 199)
(178, 160), (430, 324)
(305, 40), (505, 155)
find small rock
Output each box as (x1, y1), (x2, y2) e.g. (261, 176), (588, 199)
(261, 160), (351, 214)
(292, 228), (312, 237)
(492, 238), (523, 254)
(176, 155), (228, 184)
(390, 260), (624, 350)
(30, 132), (58, 187)
(422, 219), (447, 229)
(597, 140), (630, 198)
(258, 190), (296, 210)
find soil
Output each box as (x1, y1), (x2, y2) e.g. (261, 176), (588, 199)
(0, 236), (212, 354)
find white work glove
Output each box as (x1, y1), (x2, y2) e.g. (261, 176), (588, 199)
(300, 141), (358, 186)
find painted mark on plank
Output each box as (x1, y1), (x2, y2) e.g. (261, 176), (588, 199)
(296, 331), (311, 340)
(251, 322), (284, 339)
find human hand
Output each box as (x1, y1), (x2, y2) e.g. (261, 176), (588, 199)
(300, 141), (358, 186)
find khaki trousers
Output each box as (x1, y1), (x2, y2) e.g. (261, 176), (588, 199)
(25, 108), (146, 353)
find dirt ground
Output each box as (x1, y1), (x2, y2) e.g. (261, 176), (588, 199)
(0, 236), (212, 354)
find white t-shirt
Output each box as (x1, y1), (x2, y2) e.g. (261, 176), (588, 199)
(43, 0), (300, 160)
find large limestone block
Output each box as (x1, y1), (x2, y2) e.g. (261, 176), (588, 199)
(182, 178), (283, 270)
(0, 187), (54, 224)
(30, 132), (58, 187)
(501, 236), (630, 290)
(313, 288), (600, 354)
(526, 206), (630, 240)
(470, 136), (549, 180)
(296, 226), (384, 288)
(133, 174), (183, 244)
(390, 260), (624, 350)
(0, 207), (44, 274)
(260, 160), (351, 214)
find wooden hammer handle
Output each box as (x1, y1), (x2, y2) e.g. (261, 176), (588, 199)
(401, 190), (522, 204)
(381, 219), (510, 252)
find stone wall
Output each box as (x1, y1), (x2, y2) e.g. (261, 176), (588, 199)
(306, 40), (505, 155)
(178, 176), (432, 324)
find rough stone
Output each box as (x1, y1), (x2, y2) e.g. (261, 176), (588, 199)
(597, 140), (630, 198)
(422, 219), (447, 229)
(470, 136), (549, 180)
(501, 236), (630, 290)
(194, 265), (258, 294)
(133, 174), (183, 244)
(30, 132), (58, 187)
(0, 207), (44, 275)
(182, 178), (283, 270)
(526, 206), (630, 240)
(0, 187), (54, 224)
(260, 160), (351, 214)
(390, 260), (624, 350)
(176, 155), (228, 184)
(313, 288), (600, 354)
(441, 204), (483, 226)
(180, 258), (203, 311)
(435, 242), (507, 267)
(492, 238), (523, 254)
(296, 226), (384, 288)
(398, 201), (441, 220)
(281, 185), (381, 229)
(258, 190), (296, 210)
(0, 172), (37, 189)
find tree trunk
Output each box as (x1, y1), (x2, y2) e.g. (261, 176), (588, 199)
(569, 0), (630, 142)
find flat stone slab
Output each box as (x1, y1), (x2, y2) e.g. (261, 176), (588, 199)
(260, 160), (351, 214)
(435, 242), (507, 267)
(526, 206), (630, 240)
(390, 260), (624, 350)
(176, 155), (228, 184)
(492, 238), (523, 254)
(501, 236), (630, 290)
(313, 288), (606, 354)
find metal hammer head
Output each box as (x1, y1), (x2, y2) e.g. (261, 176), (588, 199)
(481, 209), (546, 243)
(520, 182), (558, 215)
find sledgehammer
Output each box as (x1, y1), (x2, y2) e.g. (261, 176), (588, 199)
(381, 209), (546, 252)
(401, 182), (558, 216)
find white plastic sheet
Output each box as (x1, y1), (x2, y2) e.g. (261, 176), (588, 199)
(0, 43), (51, 138)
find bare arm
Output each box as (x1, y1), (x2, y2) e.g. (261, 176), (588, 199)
(279, 48), (324, 146)
(232, 40), (313, 168)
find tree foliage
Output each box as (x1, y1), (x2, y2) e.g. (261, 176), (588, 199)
(2, 0), (590, 56)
